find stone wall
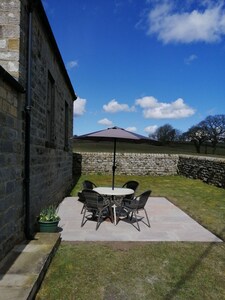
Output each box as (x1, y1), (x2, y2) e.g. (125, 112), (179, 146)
(0, 0), (20, 80)
(73, 152), (225, 188)
(0, 67), (25, 261)
(28, 1), (75, 226)
(73, 152), (179, 176)
(177, 155), (225, 188)
(0, 0), (76, 261)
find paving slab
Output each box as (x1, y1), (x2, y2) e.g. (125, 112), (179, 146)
(58, 197), (222, 242)
(0, 233), (60, 300)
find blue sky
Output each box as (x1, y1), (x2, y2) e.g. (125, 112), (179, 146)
(42, 0), (225, 136)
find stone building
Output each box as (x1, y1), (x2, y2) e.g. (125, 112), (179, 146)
(0, 0), (76, 261)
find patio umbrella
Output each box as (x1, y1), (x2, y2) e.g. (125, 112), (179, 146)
(75, 126), (149, 189)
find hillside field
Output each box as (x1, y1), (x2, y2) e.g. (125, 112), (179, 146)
(73, 140), (225, 157)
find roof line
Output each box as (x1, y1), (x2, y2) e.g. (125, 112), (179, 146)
(0, 65), (25, 93)
(34, 0), (77, 100)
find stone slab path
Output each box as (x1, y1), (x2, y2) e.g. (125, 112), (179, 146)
(58, 197), (222, 242)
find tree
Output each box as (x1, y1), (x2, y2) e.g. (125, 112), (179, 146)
(150, 124), (180, 144)
(199, 115), (225, 154)
(183, 125), (208, 153)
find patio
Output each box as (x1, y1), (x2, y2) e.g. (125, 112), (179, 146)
(58, 196), (222, 242)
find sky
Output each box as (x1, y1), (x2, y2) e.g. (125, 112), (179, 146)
(42, 0), (225, 136)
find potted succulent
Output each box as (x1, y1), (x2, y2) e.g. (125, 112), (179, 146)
(38, 205), (60, 232)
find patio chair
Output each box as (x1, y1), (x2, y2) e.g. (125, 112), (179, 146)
(78, 180), (97, 213)
(122, 180), (139, 199)
(81, 189), (112, 230)
(119, 180), (139, 215)
(119, 190), (151, 231)
(122, 180), (139, 191)
(82, 180), (97, 190)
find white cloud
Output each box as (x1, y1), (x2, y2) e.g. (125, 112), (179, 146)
(66, 60), (78, 70)
(136, 96), (195, 119)
(144, 125), (158, 134)
(136, 96), (158, 108)
(73, 97), (86, 117)
(125, 126), (137, 132)
(103, 99), (135, 113)
(147, 2), (225, 44)
(98, 118), (113, 126)
(185, 54), (198, 65)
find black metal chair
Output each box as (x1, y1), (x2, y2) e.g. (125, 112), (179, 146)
(78, 180), (97, 213)
(81, 189), (112, 230)
(122, 180), (139, 195)
(121, 180), (139, 201)
(119, 190), (151, 231)
(82, 180), (97, 190)
(120, 180), (139, 215)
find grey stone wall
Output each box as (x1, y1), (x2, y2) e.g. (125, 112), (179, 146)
(73, 152), (225, 188)
(20, 0), (75, 229)
(0, 0), (20, 80)
(73, 153), (179, 176)
(0, 71), (25, 261)
(177, 155), (225, 188)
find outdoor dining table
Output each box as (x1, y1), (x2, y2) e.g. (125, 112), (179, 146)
(93, 187), (134, 225)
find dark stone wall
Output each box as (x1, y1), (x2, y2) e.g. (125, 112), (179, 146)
(28, 4), (74, 227)
(0, 0), (75, 261)
(177, 155), (225, 188)
(0, 72), (25, 261)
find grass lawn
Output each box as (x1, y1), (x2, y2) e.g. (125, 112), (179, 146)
(36, 175), (225, 300)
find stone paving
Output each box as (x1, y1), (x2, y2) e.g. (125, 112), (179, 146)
(0, 233), (60, 300)
(58, 197), (222, 242)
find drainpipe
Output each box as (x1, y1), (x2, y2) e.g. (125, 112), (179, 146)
(24, 1), (34, 239)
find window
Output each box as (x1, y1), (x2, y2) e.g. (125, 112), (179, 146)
(46, 71), (55, 147)
(64, 101), (69, 151)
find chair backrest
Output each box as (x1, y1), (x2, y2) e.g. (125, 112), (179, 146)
(122, 180), (139, 192)
(136, 190), (151, 209)
(82, 180), (97, 190)
(82, 189), (103, 210)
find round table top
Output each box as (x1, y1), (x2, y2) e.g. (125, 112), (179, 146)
(93, 187), (134, 196)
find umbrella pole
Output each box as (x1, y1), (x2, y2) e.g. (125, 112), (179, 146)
(112, 139), (117, 189)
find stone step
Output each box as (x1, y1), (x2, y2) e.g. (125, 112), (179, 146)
(0, 232), (61, 300)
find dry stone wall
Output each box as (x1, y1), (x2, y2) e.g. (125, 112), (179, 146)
(177, 155), (225, 188)
(73, 152), (225, 188)
(73, 152), (179, 176)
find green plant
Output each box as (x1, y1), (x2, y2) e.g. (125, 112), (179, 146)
(38, 205), (60, 222)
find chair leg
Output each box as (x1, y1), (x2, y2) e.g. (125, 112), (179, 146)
(81, 207), (87, 227)
(133, 212), (140, 231)
(96, 210), (104, 230)
(80, 204), (85, 214)
(108, 206), (113, 223)
(144, 208), (150, 227)
(130, 212), (133, 220)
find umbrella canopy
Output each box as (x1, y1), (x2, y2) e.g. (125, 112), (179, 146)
(75, 126), (149, 189)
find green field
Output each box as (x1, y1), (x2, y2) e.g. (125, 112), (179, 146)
(73, 140), (225, 157)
